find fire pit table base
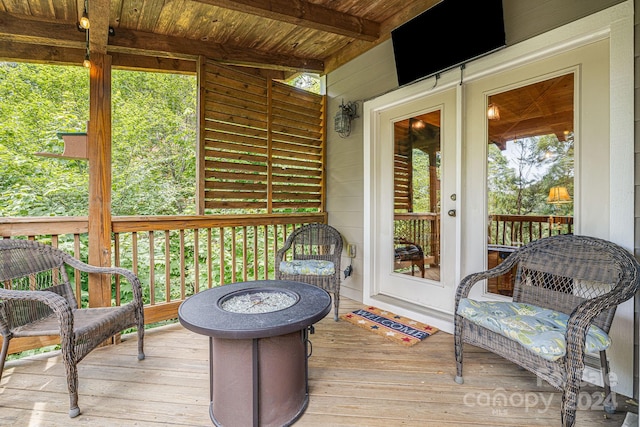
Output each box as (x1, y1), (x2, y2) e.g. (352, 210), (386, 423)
(210, 331), (308, 427)
(178, 280), (331, 427)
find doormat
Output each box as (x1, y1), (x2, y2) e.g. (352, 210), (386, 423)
(340, 306), (439, 346)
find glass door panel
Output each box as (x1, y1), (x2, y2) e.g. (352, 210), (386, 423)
(393, 111), (441, 282)
(486, 74), (574, 296)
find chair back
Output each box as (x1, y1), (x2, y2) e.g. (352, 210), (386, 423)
(285, 223), (343, 262)
(0, 240), (78, 335)
(506, 234), (640, 333)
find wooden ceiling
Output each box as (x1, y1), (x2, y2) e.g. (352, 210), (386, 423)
(0, 0), (439, 75)
(489, 73), (574, 149)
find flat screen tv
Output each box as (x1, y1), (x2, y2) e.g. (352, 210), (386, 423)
(392, 0), (506, 87)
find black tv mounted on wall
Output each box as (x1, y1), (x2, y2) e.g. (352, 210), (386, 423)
(391, 0), (506, 87)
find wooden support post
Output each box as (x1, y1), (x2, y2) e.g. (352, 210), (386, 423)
(88, 52), (113, 308)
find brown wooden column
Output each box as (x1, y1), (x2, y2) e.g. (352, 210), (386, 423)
(87, 52), (113, 308)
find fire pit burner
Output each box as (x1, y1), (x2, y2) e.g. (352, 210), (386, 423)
(220, 288), (298, 313)
(178, 280), (331, 427)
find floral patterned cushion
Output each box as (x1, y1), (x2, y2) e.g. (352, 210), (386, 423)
(279, 259), (335, 276)
(457, 299), (611, 361)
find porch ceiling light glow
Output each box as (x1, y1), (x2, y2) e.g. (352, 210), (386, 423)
(334, 100), (359, 138)
(79, 11), (90, 29)
(82, 23), (90, 69)
(547, 186), (571, 204)
(487, 103), (500, 120)
(79, 0), (90, 30)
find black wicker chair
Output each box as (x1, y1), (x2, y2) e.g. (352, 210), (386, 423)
(0, 239), (145, 418)
(454, 234), (640, 427)
(275, 223), (343, 321)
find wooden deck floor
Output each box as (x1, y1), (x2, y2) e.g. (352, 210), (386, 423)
(0, 297), (634, 426)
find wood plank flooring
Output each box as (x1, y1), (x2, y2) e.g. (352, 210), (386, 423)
(0, 297), (634, 426)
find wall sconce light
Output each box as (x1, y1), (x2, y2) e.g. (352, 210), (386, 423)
(487, 103), (500, 120)
(334, 100), (359, 138)
(547, 186), (572, 204)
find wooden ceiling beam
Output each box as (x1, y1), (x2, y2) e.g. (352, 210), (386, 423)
(108, 27), (324, 72)
(0, 40), (197, 73)
(0, 11), (323, 73)
(0, 11), (85, 49)
(194, 0), (380, 41)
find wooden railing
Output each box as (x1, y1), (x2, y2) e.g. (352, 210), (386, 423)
(394, 213), (440, 265)
(392, 213), (574, 267)
(0, 213), (326, 330)
(1, 212), (571, 352)
(488, 214), (573, 247)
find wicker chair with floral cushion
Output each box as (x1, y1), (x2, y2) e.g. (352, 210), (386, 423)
(454, 234), (640, 427)
(0, 239), (145, 418)
(275, 223), (343, 321)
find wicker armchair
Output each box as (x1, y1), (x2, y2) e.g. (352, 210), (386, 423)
(454, 234), (640, 427)
(275, 223), (343, 321)
(0, 239), (145, 418)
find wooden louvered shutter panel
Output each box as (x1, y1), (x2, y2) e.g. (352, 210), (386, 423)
(270, 80), (324, 212)
(203, 62), (269, 211)
(202, 61), (325, 213)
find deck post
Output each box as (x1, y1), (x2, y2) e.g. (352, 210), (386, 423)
(87, 52), (113, 309)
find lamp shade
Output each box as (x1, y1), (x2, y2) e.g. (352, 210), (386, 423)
(547, 186), (571, 204)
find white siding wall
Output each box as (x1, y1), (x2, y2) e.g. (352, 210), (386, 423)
(326, 41), (397, 301)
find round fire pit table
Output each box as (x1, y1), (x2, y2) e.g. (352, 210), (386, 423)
(178, 280), (331, 427)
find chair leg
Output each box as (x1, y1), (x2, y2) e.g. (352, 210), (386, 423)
(454, 315), (464, 384)
(0, 335), (11, 382)
(137, 314), (146, 361)
(599, 350), (616, 413)
(60, 345), (80, 418)
(561, 361), (583, 427)
(333, 292), (339, 321)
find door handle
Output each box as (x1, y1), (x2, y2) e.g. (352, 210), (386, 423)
(448, 209), (456, 217)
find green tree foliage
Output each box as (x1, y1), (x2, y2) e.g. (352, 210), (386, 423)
(488, 135), (574, 216)
(0, 63), (196, 217)
(0, 63), (90, 216)
(111, 70), (196, 215)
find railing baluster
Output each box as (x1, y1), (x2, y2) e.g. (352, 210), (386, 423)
(193, 228), (199, 297)
(179, 229), (185, 300)
(253, 226), (258, 281)
(149, 231), (155, 306)
(165, 230), (172, 303)
(206, 228), (212, 291)
(231, 226), (237, 283)
(219, 227), (225, 285)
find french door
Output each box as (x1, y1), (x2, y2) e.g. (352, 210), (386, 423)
(372, 88), (458, 314)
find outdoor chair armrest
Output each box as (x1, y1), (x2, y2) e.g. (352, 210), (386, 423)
(0, 287), (74, 338)
(564, 285), (635, 361)
(58, 255), (144, 306)
(455, 253), (521, 303)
